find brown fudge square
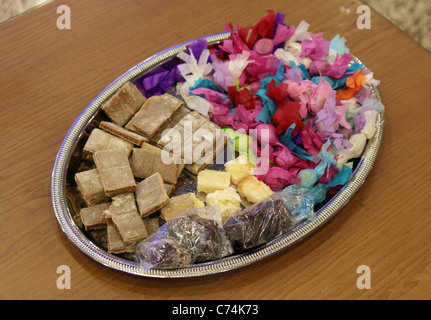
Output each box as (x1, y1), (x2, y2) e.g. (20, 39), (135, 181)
(101, 81), (146, 126)
(130, 143), (184, 184)
(82, 128), (133, 161)
(157, 127), (186, 160)
(135, 172), (169, 217)
(126, 93), (184, 137)
(157, 110), (224, 165)
(101, 193), (137, 223)
(152, 153), (184, 184)
(130, 147), (156, 179)
(74, 169), (110, 206)
(93, 149), (137, 197)
(196, 120), (222, 146)
(79, 202), (110, 231)
(190, 118), (223, 162)
(111, 211), (148, 244)
(66, 186), (86, 229)
(142, 218), (160, 236)
(99, 121), (149, 146)
(157, 111), (203, 149)
(185, 135), (226, 174)
(176, 111), (208, 134)
(158, 117), (194, 163)
(106, 224), (136, 254)
(150, 105), (190, 144)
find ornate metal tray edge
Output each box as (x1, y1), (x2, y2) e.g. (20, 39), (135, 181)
(51, 32), (384, 278)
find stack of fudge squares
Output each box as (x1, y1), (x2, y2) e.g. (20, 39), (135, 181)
(71, 81), (275, 256)
(73, 81), (223, 254)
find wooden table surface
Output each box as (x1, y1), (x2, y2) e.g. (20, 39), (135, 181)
(1, 0), (430, 300)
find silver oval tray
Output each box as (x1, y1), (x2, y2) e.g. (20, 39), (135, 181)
(51, 32), (384, 278)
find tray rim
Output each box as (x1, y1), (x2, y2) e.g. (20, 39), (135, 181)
(51, 31), (385, 278)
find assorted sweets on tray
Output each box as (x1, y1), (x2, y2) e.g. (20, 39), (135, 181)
(66, 10), (383, 269)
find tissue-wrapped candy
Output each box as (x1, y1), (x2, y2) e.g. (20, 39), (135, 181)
(223, 196), (293, 251)
(135, 207), (233, 270)
(276, 187), (315, 225)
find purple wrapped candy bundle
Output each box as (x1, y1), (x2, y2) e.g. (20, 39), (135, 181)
(135, 207), (233, 270)
(223, 197), (293, 251)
